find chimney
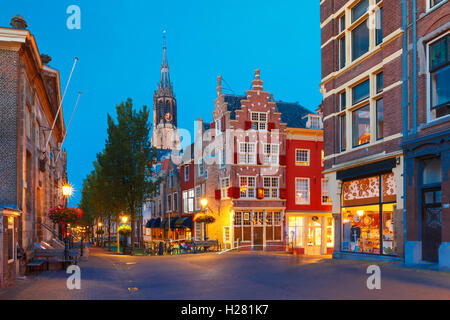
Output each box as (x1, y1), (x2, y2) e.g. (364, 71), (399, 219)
(41, 54), (52, 65)
(252, 69), (263, 91)
(10, 15), (27, 30)
(217, 76), (222, 96)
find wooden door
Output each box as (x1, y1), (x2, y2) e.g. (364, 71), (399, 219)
(422, 188), (442, 263)
(253, 227), (264, 250)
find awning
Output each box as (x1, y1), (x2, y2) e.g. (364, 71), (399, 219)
(182, 216), (193, 229)
(161, 218), (168, 229)
(175, 217), (186, 227)
(153, 218), (161, 228)
(145, 219), (155, 228)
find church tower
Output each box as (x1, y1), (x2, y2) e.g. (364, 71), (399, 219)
(151, 32), (181, 150)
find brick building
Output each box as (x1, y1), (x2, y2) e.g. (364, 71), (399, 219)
(0, 16), (67, 287)
(320, 0), (405, 261)
(401, 0), (449, 266)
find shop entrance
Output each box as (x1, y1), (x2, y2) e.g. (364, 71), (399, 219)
(306, 219), (321, 255)
(253, 227), (263, 250)
(422, 188), (442, 263)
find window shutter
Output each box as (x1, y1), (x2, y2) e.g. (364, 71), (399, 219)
(257, 155), (263, 165)
(268, 122), (275, 131)
(234, 152), (238, 164)
(227, 187), (233, 198)
(279, 155), (286, 166)
(215, 189), (221, 200)
(257, 188), (265, 199)
(279, 188), (287, 199)
(232, 187), (241, 199)
(244, 121), (252, 130)
(221, 117), (226, 132)
(211, 121), (215, 129)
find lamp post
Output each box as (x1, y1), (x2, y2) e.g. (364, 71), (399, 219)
(61, 184), (73, 261)
(97, 222), (103, 247)
(117, 215), (129, 254)
(200, 198), (208, 241)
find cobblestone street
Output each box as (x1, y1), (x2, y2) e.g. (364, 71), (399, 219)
(0, 248), (449, 300)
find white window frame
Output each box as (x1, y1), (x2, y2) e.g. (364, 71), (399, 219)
(263, 143), (279, 165)
(295, 178), (310, 205)
(321, 179), (331, 205)
(295, 149), (310, 166)
(263, 176), (279, 199)
(427, 0), (447, 11)
(239, 142), (256, 165)
(239, 176), (256, 198)
(221, 177), (230, 199)
(250, 112), (268, 131)
(195, 185), (201, 211)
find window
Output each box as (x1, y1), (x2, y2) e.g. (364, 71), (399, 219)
(430, 0), (445, 8)
(251, 112), (267, 131)
(195, 186), (201, 210)
(239, 142), (256, 164)
(184, 166), (190, 182)
(339, 36), (346, 69)
(205, 169), (208, 180)
(376, 72), (383, 93)
(215, 118), (222, 136)
(339, 14), (346, 33)
(429, 34), (450, 120)
(288, 216), (305, 248)
(340, 91), (346, 111)
(173, 192), (178, 211)
(309, 115), (321, 129)
(234, 212), (242, 226)
(263, 177), (279, 199)
(352, 19), (370, 61)
(240, 176), (256, 198)
(340, 115), (347, 151)
(295, 149), (310, 166)
(221, 177), (230, 199)
(321, 150), (325, 167)
(183, 189), (195, 213)
(351, 0), (369, 23)
(167, 194), (172, 212)
(352, 79), (370, 105)
(198, 158), (204, 176)
(352, 104), (371, 147)
(322, 179), (331, 204)
(375, 7), (383, 46)
(263, 144), (279, 165)
(169, 170), (174, 188)
(295, 178), (310, 204)
(7, 217), (14, 262)
(158, 199), (162, 216)
(376, 98), (384, 140)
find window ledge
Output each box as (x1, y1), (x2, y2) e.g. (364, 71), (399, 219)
(420, 114), (450, 131)
(421, 1), (449, 19)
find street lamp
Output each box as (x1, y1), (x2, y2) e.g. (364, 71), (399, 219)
(61, 183), (73, 260)
(121, 216), (129, 224)
(117, 215), (129, 254)
(200, 198), (208, 241)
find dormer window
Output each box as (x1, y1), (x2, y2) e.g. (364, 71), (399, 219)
(307, 115), (322, 129)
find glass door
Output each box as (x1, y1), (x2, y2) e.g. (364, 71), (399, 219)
(307, 219), (322, 255)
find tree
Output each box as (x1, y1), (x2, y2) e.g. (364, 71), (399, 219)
(100, 98), (159, 255)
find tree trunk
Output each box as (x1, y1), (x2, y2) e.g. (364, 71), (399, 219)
(108, 215), (111, 251)
(116, 215), (120, 253)
(130, 214), (135, 256)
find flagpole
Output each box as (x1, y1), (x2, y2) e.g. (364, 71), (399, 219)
(44, 57), (78, 151)
(56, 91), (82, 162)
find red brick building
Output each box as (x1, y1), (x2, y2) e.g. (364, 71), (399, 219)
(320, 0), (405, 261)
(401, 0), (450, 266)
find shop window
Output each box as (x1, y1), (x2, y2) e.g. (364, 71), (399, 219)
(342, 174), (397, 256)
(288, 216), (305, 248)
(352, 104), (371, 147)
(295, 178), (310, 205)
(295, 149), (310, 166)
(376, 98), (384, 140)
(429, 34), (450, 120)
(7, 217), (14, 262)
(326, 217), (334, 248)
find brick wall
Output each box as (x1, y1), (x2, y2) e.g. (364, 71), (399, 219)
(0, 49), (19, 206)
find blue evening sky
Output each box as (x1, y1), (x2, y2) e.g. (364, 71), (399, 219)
(1, 1), (321, 206)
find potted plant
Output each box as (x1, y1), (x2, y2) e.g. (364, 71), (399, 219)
(118, 224), (132, 254)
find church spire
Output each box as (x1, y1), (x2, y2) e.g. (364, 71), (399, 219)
(159, 30), (171, 91)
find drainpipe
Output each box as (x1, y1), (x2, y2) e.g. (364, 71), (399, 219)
(412, 0), (418, 136)
(401, 0), (409, 261)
